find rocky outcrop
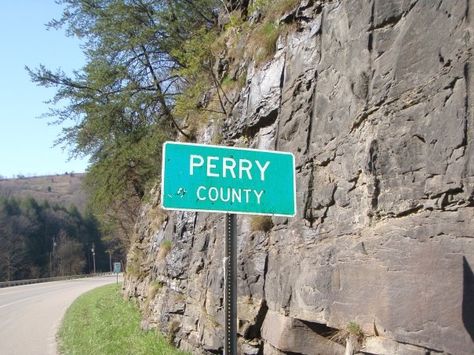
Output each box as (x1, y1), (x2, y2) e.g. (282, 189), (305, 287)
(124, 0), (474, 354)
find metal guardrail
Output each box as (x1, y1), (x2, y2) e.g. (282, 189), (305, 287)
(0, 272), (114, 288)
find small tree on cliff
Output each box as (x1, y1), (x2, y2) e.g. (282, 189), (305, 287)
(27, 0), (220, 249)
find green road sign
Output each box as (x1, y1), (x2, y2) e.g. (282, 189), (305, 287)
(113, 262), (121, 273)
(161, 142), (296, 216)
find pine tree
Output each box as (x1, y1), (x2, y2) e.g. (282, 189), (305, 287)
(27, 0), (220, 248)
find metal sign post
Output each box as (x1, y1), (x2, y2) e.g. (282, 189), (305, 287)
(224, 213), (237, 355)
(160, 141), (296, 354)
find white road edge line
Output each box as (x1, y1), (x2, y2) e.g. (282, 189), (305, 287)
(0, 297), (31, 310)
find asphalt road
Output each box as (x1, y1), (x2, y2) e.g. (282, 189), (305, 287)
(0, 275), (120, 355)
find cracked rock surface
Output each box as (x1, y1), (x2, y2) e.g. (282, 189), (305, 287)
(124, 0), (474, 354)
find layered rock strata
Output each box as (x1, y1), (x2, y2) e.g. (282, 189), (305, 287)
(125, 1), (474, 354)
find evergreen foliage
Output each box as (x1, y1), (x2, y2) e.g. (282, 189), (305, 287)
(26, 0), (295, 257)
(27, 0), (220, 249)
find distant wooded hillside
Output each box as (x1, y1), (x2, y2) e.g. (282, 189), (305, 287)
(0, 173), (87, 212)
(0, 195), (106, 281)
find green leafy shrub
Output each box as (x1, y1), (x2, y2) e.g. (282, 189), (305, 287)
(330, 321), (365, 346)
(347, 321), (364, 339)
(126, 262), (140, 278)
(161, 240), (172, 252)
(158, 240), (173, 259)
(250, 0), (300, 19)
(253, 21), (280, 64)
(148, 280), (165, 299)
(250, 215), (274, 232)
(167, 320), (181, 343)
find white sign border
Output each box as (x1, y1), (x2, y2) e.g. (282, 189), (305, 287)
(161, 141), (297, 217)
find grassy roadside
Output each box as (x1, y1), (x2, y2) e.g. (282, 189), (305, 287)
(58, 283), (186, 355)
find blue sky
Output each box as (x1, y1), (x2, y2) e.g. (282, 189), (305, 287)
(0, 1), (89, 178)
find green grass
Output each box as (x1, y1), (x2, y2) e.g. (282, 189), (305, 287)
(58, 284), (186, 355)
(347, 321), (364, 341)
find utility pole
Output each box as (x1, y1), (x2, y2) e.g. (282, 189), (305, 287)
(91, 244), (96, 274)
(107, 250), (112, 272)
(50, 238), (56, 277)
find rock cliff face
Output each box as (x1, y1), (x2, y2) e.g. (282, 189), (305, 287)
(124, 0), (474, 354)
